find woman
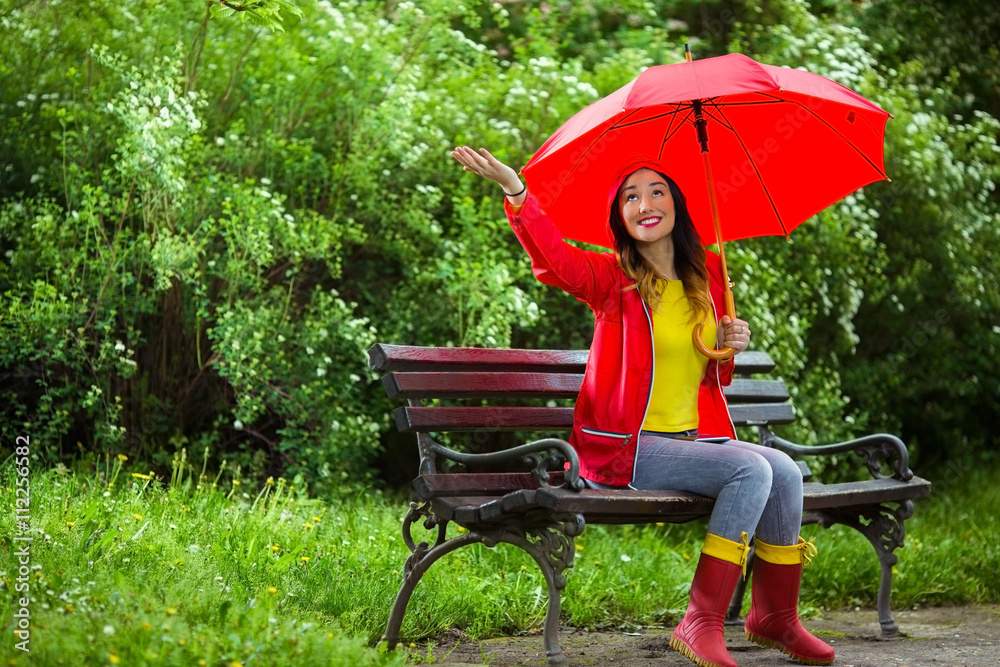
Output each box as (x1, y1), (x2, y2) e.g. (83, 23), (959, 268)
(450, 146), (835, 667)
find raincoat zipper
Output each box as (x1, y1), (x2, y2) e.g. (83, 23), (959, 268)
(580, 428), (634, 448)
(629, 299), (656, 488)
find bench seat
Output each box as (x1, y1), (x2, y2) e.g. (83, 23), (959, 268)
(369, 343), (931, 666)
(421, 475), (930, 526)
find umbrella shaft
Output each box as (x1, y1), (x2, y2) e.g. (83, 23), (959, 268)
(701, 149), (736, 320)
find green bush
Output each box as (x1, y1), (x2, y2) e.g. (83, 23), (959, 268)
(1, 0), (997, 491)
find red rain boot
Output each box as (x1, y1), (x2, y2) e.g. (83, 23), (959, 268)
(744, 538), (835, 666)
(670, 533), (749, 667)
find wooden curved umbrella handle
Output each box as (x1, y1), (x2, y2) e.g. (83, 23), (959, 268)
(692, 323), (735, 361)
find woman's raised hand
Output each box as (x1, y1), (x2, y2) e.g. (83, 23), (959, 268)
(451, 146), (526, 205)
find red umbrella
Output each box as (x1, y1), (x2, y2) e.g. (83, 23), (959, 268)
(521, 50), (891, 358)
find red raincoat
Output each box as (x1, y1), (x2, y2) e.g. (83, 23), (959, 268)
(504, 189), (737, 487)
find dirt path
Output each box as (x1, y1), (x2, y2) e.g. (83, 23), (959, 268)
(412, 604), (1000, 666)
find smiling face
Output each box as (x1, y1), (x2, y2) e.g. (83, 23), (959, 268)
(618, 168), (676, 247)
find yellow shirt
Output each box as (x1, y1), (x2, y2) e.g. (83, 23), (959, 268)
(642, 280), (717, 432)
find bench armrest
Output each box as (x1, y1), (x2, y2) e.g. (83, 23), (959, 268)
(423, 436), (585, 491)
(759, 428), (914, 482)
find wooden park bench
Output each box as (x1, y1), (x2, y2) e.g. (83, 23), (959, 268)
(368, 343), (932, 667)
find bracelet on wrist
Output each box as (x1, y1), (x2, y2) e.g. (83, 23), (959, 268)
(503, 184), (526, 198)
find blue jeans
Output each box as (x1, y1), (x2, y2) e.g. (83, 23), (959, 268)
(586, 430), (803, 546)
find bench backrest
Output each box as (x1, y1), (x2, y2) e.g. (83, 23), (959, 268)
(369, 344), (795, 435)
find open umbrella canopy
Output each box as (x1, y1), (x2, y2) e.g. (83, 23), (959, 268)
(521, 53), (891, 249)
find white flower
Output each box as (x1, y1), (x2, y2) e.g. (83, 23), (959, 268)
(233, 420), (244, 430)
(620, 554), (632, 562)
(316, 367), (327, 377)
(115, 341), (126, 352)
(103, 625), (115, 635)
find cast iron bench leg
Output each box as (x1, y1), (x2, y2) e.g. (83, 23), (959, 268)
(382, 532), (481, 650)
(382, 502), (585, 666)
(807, 500), (915, 637)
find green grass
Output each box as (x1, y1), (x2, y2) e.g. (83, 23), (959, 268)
(2, 455), (997, 665)
(0, 455), (408, 666)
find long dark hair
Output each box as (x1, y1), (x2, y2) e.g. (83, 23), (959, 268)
(609, 169), (711, 322)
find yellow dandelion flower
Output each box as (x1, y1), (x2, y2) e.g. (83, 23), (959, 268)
(66, 521), (75, 528)
(266, 476), (275, 486)
(178, 638), (186, 646)
(132, 473), (151, 480)
(133, 513), (143, 520)
(110, 655), (120, 665)
(305, 522), (313, 529)
(312, 516), (321, 523)
(232, 661), (244, 667)
(300, 556), (310, 564)
(267, 586), (278, 595)
(166, 607), (177, 616)
(271, 544), (280, 553)
(142, 622), (151, 631)
(118, 454), (128, 462)
(199, 661), (207, 667)
(231, 479), (241, 487)
(327, 632), (334, 639)
(576, 544), (584, 553)
(456, 525), (466, 533)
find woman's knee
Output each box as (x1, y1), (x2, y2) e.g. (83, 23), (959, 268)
(728, 449), (773, 487)
(768, 450), (804, 492)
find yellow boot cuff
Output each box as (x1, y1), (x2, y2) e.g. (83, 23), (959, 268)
(755, 536), (818, 566)
(701, 531), (750, 577)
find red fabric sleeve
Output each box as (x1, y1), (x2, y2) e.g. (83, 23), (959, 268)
(504, 192), (614, 307)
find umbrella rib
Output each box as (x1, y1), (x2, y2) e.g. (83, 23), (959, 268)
(540, 107), (649, 202)
(701, 98), (787, 108)
(755, 93), (888, 179)
(610, 104), (688, 130)
(658, 106), (696, 161)
(701, 101), (737, 132)
(712, 104), (788, 236)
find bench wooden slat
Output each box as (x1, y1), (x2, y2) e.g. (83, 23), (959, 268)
(802, 477), (931, 510)
(369, 343), (775, 375)
(384, 372), (788, 403)
(384, 372), (583, 399)
(725, 379), (789, 403)
(369, 344), (587, 374)
(394, 406), (573, 432)
(414, 472), (564, 501)
(394, 403), (795, 432)
(727, 402), (796, 426)
(433, 492), (539, 524)
(424, 476), (931, 527)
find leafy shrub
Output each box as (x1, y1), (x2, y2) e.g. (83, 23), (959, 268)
(1, 0), (997, 491)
